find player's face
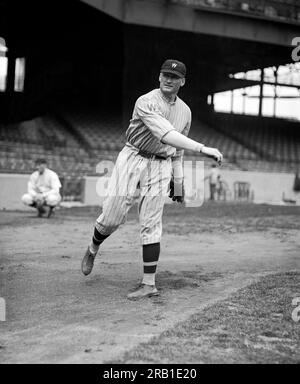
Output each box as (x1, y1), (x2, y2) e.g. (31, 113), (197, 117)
(159, 72), (185, 97)
(36, 163), (46, 174)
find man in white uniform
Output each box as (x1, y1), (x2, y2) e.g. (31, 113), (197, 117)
(81, 59), (223, 299)
(22, 158), (62, 218)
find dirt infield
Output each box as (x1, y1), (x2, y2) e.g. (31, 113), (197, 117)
(0, 202), (299, 364)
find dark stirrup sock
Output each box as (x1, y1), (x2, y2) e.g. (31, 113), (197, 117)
(142, 243), (160, 285)
(89, 227), (110, 254)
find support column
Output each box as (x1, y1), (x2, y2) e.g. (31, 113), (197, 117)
(242, 88), (246, 114)
(273, 66), (278, 118)
(6, 51), (15, 95)
(258, 67), (264, 117)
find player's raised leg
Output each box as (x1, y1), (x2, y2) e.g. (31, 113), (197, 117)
(81, 146), (144, 276)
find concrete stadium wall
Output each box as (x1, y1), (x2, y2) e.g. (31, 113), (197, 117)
(0, 169), (299, 211)
(83, 176), (108, 207)
(83, 167), (300, 207)
(0, 174), (30, 211)
(206, 169), (299, 205)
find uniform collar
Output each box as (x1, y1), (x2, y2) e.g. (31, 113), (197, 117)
(158, 89), (177, 105)
(37, 168), (49, 176)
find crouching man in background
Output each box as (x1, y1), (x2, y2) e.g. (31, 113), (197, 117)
(21, 158), (62, 218)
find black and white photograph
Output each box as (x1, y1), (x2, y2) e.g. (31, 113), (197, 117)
(0, 0), (300, 368)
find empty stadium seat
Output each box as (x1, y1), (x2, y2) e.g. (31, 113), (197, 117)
(1, 109), (299, 177)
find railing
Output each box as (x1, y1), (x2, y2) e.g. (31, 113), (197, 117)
(170, 0), (300, 23)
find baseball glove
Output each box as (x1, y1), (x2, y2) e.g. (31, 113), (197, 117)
(169, 178), (185, 203)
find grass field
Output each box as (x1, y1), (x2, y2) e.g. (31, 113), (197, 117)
(110, 271), (300, 364)
(0, 202), (299, 363)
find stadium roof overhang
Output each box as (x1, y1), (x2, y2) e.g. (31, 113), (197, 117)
(81, 0), (300, 47)
(80, 0), (297, 89)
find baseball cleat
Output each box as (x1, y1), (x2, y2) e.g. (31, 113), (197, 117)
(47, 206), (54, 218)
(81, 247), (96, 276)
(127, 284), (159, 300)
(37, 205), (46, 217)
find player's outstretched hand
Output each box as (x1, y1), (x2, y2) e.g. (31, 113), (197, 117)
(201, 146), (223, 165)
(169, 178), (185, 203)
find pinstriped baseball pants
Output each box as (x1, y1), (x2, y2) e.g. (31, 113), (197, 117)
(95, 145), (172, 245)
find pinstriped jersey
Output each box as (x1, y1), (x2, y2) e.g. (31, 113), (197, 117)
(126, 88), (192, 159)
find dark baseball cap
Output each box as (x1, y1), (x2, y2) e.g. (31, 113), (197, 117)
(35, 158), (47, 165)
(161, 59), (187, 78)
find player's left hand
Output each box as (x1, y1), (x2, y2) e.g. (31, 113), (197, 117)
(169, 178), (185, 203)
(201, 146), (223, 165)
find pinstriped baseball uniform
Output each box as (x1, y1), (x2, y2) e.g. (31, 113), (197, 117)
(95, 88), (191, 245)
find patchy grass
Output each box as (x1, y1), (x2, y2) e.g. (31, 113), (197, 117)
(108, 271), (300, 364)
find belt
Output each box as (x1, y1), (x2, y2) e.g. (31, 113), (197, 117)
(137, 149), (167, 161)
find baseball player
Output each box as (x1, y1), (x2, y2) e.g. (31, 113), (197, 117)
(22, 158), (62, 218)
(81, 59), (223, 299)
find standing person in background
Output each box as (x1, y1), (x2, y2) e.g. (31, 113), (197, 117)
(206, 164), (220, 201)
(216, 174), (222, 201)
(21, 158), (62, 218)
(293, 169), (300, 193)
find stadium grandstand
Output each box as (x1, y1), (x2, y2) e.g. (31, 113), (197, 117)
(172, 0), (300, 23)
(0, 0), (299, 203)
